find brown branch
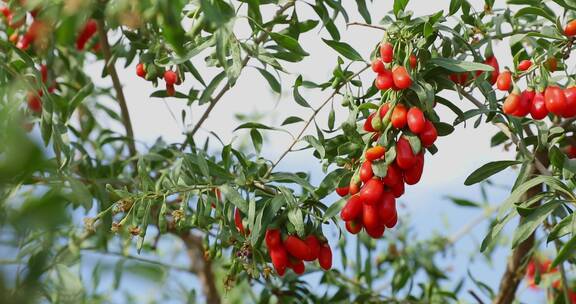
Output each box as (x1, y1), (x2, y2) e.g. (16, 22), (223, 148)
(183, 0), (295, 146)
(493, 151), (548, 304)
(268, 64), (371, 174)
(179, 232), (220, 304)
(346, 22), (387, 31)
(96, 19), (137, 160)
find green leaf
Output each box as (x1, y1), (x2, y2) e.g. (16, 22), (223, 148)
(435, 122), (454, 136)
(270, 32), (309, 56)
(293, 75), (311, 108)
(496, 175), (573, 221)
(429, 58), (495, 72)
(309, 2), (341, 41)
(315, 168), (348, 199)
(514, 7), (556, 23)
(512, 200), (560, 248)
(150, 90), (188, 99)
(234, 122), (274, 131)
(322, 39), (364, 61)
(356, 0), (371, 23)
(68, 83), (94, 116)
(480, 210), (517, 252)
(449, 0), (462, 15)
(137, 199), (154, 253)
(199, 72), (226, 105)
(52, 264), (85, 302)
(464, 160), (521, 186)
(288, 208), (305, 237)
(548, 213), (575, 243)
(250, 129), (262, 154)
(199, 0), (235, 26)
(372, 160), (388, 178)
(66, 177), (93, 210)
(302, 135), (325, 159)
(270, 172), (316, 195)
(281, 116), (305, 125)
(551, 234), (576, 268)
(322, 198), (345, 221)
(446, 196), (480, 208)
(393, 0), (409, 17)
(219, 184), (248, 213)
(405, 134), (422, 154)
(552, 0), (576, 10)
(256, 68), (281, 93)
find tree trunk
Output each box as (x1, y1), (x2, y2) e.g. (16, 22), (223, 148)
(493, 153), (548, 304)
(180, 232), (221, 304)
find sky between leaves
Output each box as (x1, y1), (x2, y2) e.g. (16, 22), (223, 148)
(50, 0), (576, 302)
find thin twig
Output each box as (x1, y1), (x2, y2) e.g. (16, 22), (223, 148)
(346, 22), (387, 31)
(96, 19), (137, 161)
(182, 1), (295, 148)
(446, 205), (497, 245)
(268, 64), (371, 175)
(82, 248), (192, 273)
(458, 88), (551, 176)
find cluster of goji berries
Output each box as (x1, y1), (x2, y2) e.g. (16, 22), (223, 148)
(525, 257), (557, 289)
(371, 42), (414, 91)
(136, 63), (180, 97)
(0, 4), (43, 50)
(335, 42), (439, 239)
(1, 4), (99, 52)
(264, 229), (332, 276)
(2, 4), (101, 116)
(494, 59), (576, 120)
(233, 208), (332, 276)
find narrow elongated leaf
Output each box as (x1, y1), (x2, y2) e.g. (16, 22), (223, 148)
(250, 129), (262, 153)
(199, 72), (226, 105)
(302, 135), (326, 159)
(430, 58), (495, 72)
(514, 7), (556, 23)
(257, 68), (281, 93)
(322, 198), (345, 221)
(219, 185), (248, 213)
(512, 200), (560, 248)
(356, 0), (371, 23)
(464, 160), (521, 186)
(281, 116), (305, 125)
(548, 213), (575, 243)
(322, 39), (364, 61)
(446, 196), (480, 208)
(293, 75), (311, 108)
(288, 208), (305, 237)
(551, 234), (576, 268)
(270, 32), (309, 56)
(393, 0), (409, 16)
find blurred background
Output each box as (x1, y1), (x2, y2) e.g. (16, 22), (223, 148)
(1, 0), (562, 303)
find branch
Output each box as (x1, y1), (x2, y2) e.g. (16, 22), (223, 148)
(493, 151), (548, 304)
(346, 22), (387, 31)
(446, 205), (498, 245)
(182, 0), (295, 146)
(268, 64), (371, 174)
(179, 232), (221, 304)
(96, 19), (137, 161)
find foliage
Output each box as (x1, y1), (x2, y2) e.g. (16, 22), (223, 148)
(0, 0), (575, 303)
